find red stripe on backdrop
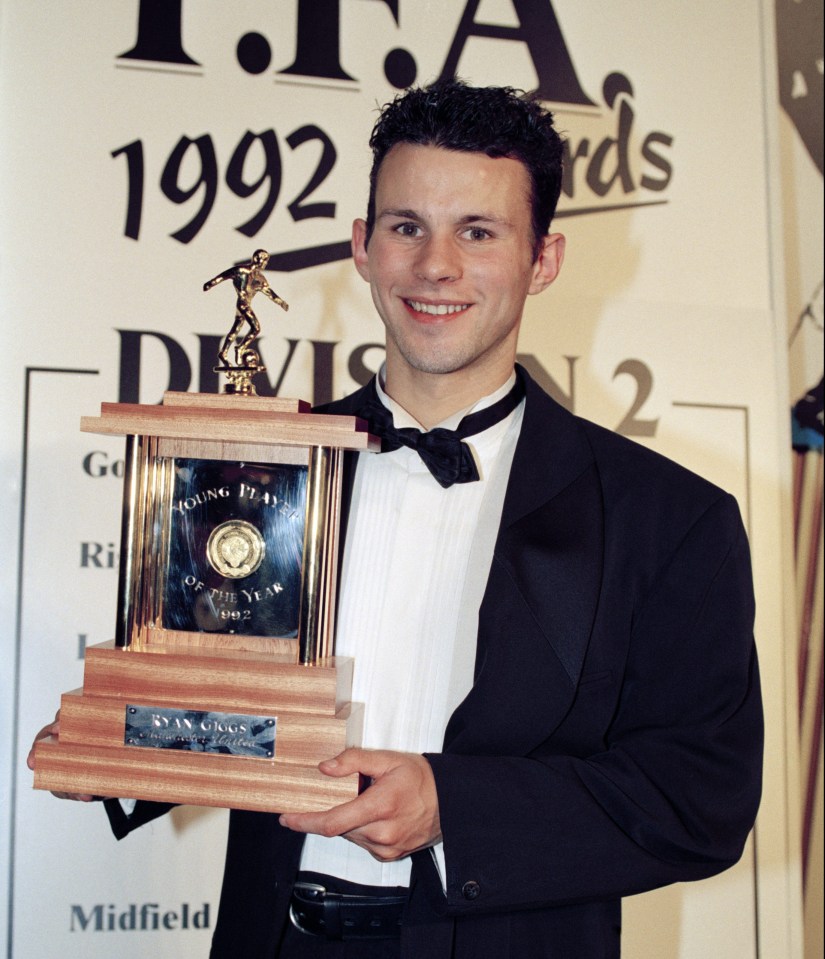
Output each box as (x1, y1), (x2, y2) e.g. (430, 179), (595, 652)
(794, 451), (824, 888)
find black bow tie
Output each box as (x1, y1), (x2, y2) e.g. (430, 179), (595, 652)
(357, 369), (526, 488)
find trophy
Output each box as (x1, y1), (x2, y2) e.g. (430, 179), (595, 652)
(33, 251), (377, 813)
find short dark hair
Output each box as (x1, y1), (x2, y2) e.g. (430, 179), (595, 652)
(365, 78), (564, 258)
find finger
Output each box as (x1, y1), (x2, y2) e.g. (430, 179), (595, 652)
(278, 799), (366, 836)
(279, 786), (386, 837)
(26, 720), (60, 770)
(27, 711), (100, 802)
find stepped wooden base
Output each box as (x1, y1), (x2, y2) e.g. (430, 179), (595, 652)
(33, 736), (360, 813)
(33, 640), (364, 813)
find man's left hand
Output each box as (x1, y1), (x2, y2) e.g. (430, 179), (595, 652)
(279, 749), (441, 862)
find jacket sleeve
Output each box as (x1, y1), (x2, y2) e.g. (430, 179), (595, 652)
(103, 798), (177, 840)
(425, 494), (763, 915)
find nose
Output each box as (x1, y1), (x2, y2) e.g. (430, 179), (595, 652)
(414, 234), (462, 284)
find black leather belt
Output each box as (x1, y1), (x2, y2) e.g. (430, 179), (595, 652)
(289, 880), (406, 940)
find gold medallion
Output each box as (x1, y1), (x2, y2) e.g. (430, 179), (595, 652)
(206, 520), (266, 579)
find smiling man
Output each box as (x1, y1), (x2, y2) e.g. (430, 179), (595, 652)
(259, 79), (761, 959)
(32, 79), (763, 959)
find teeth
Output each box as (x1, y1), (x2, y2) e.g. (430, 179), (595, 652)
(407, 300), (470, 316)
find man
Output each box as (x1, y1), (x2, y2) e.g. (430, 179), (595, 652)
(30, 80), (762, 958)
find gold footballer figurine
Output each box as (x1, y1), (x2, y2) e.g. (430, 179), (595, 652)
(204, 249), (289, 394)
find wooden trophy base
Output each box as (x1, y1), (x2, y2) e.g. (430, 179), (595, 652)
(33, 639), (364, 813)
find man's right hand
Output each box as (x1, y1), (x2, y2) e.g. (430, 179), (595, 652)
(26, 711), (99, 802)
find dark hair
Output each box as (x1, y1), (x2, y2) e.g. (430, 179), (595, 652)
(365, 78), (564, 258)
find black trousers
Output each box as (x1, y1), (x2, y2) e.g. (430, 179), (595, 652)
(277, 922), (401, 959)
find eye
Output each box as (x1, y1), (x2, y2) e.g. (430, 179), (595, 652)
(463, 226), (492, 241)
(393, 221), (422, 237)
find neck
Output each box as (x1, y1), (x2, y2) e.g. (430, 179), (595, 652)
(383, 360), (515, 429)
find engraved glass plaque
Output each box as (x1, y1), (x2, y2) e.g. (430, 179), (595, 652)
(160, 458), (308, 637)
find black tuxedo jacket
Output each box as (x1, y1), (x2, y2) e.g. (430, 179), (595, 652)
(108, 370), (763, 959)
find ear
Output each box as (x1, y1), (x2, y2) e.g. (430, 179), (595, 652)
(528, 232), (565, 295)
(351, 219), (370, 282)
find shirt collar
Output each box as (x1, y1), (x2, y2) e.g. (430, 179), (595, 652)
(374, 364), (519, 432)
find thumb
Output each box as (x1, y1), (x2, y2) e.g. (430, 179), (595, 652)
(318, 747), (395, 778)
(317, 748), (366, 777)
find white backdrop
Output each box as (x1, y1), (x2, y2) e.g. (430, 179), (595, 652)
(1, 2), (801, 956)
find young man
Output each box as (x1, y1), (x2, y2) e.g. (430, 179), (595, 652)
(31, 80), (762, 958)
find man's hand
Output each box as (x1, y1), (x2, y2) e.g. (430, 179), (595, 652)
(26, 712), (99, 802)
(279, 749), (442, 862)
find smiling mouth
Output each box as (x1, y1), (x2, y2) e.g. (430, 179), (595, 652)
(405, 299), (471, 317)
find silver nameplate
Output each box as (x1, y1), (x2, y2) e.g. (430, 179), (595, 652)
(124, 705), (276, 758)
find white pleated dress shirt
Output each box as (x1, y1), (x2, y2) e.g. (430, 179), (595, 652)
(299, 369), (524, 888)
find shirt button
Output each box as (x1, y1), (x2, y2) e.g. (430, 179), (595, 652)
(461, 881), (481, 901)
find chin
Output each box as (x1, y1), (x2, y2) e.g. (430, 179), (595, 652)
(402, 352), (478, 377)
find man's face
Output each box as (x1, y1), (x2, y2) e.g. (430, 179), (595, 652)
(352, 143), (564, 391)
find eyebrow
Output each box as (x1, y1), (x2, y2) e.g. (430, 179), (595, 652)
(379, 208), (512, 227)
(379, 208), (421, 221)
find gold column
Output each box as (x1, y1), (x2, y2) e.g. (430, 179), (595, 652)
(298, 446), (333, 665)
(115, 434), (149, 647)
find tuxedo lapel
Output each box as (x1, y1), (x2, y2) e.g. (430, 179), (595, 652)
(494, 372), (603, 682)
(443, 373), (604, 755)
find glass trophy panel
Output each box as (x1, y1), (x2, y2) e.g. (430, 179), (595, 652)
(160, 458), (308, 637)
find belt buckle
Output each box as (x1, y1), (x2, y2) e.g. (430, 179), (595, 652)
(289, 879), (405, 941)
(289, 882), (327, 937)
